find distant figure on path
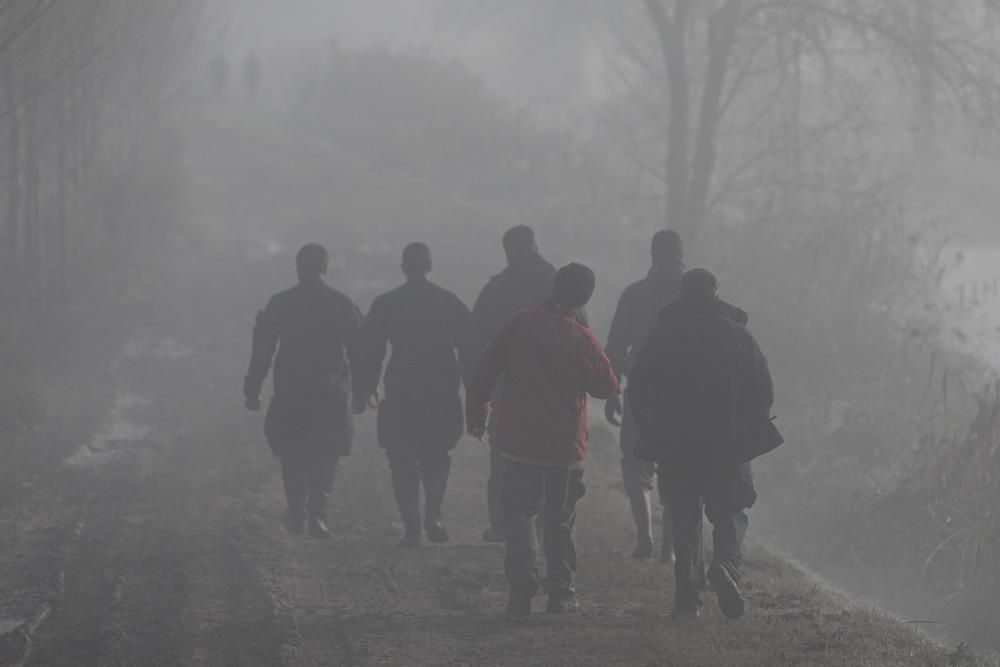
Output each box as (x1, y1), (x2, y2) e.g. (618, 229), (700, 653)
(628, 269), (780, 619)
(243, 243), (365, 539)
(467, 263), (618, 616)
(358, 243), (471, 548)
(465, 226), (558, 544)
(604, 230), (685, 562)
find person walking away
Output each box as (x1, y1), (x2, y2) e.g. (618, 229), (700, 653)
(358, 243), (471, 548)
(466, 225), (557, 544)
(467, 263), (619, 616)
(604, 230), (685, 561)
(627, 269), (780, 619)
(243, 243), (366, 539)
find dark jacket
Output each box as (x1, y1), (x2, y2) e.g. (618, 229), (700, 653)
(627, 298), (778, 473)
(465, 253), (557, 381)
(659, 298), (749, 328)
(244, 279), (364, 456)
(359, 278), (471, 451)
(606, 260), (685, 381)
(467, 303), (618, 466)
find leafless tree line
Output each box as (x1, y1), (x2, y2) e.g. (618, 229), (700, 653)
(0, 0), (204, 304)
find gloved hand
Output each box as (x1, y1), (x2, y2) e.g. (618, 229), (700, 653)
(244, 395), (262, 412)
(351, 395), (368, 415)
(605, 394), (623, 427)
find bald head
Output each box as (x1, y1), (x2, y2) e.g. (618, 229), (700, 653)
(651, 230), (682, 265)
(502, 225), (538, 264)
(296, 243), (329, 281)
(402, 242), (432, 277)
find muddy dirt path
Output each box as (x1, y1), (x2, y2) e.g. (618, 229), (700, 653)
(0, 237), (964, 665)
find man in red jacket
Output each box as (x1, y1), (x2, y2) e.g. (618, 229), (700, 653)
(467, 263), (619, 617)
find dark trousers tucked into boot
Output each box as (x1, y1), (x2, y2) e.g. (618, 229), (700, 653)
(502, 457), (585, 598)
(280, 447), (339, 521)
(387, 444), (452, 538)
(663, 474), (749, 610)
(621, 399), (657, 554)
(486, 446), (507, 537)
(661, 508), (675, 563)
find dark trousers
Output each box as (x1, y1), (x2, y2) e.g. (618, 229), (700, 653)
(487, 446), (506, 533)
(280, 447), (339, 520)
(386, 445), (452, 537)
(660, 471), (750, 608)
(502, 457), (585, 597)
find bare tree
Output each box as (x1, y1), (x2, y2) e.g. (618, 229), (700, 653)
(0, 0), (206, 303)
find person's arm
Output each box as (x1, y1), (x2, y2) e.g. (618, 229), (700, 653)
(625, 332), (660, 436)
(604, 288), (631, 382)
(462, 282), (496, 386)
(243, 297), (279, 408)
(341, 298), (366, 411)
(465, 315), (516, 438)
(450, 294), (474, 389)
(357, 297), (389, 401)
(582, 328), (619, 400)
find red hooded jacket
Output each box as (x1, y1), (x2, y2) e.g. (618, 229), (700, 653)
(466, 303), (619, 465)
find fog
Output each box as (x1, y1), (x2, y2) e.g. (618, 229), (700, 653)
(3, 2), (1000, 664)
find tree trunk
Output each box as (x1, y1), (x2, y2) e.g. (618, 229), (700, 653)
(3, 4), (19, 259)
(686, 1), (740, 237)
(645, 0), (693, 241)
(56, 75), (69, 298)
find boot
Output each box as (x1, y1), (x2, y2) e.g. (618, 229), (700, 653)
(661, 507), (675, 564)
(423, 458), (451, 544)
(308, 517), (333, 539)
(506, 590), (533, 617)
(425, 519), (450, 544)
(545, 592), (580, 614)
(708, 563), (745, 619)
(629, 491), (653, 559)
(282, 509), (307, 536)
(390, 463), (423, 547)
(399, 533), (422, 549)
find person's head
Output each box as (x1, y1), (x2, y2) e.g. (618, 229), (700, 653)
(651, 229), (683, 265)
(401, 242), (432, 279)
(296, 243), (329, 282)
(502, 225), (538, 265)
(552, 262), (596, 311)
(680, 268), (719, 303)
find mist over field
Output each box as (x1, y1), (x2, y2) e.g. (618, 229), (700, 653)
(2, 2), (1000, 665)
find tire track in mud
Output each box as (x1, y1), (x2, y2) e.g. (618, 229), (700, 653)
(3, 331), (289, 667)
(23, 460), (143, 666)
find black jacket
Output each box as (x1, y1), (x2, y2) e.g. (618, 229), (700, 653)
(627, 298), (778, 472)
(465, 253), (557, 380)
(605, 260), (685, 381)
(244, 279), (363, 455)
(359, 278), (471, 450)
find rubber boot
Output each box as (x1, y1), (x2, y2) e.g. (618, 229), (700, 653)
(661, 506), (675, 564)
(391, 465), (422, 546)
(630, 491), (654, 559)
(423, 453), (451, 543)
